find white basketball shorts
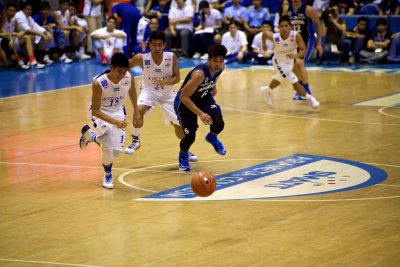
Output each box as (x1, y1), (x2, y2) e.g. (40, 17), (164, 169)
(272, 57), (298, 84)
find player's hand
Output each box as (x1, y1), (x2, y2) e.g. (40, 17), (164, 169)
(114, 120), (127, 129)
(199, 113), (213, 125)
(153, 78), (166, 87)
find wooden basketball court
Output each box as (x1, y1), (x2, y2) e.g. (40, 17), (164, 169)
(0, 66), (399, 267)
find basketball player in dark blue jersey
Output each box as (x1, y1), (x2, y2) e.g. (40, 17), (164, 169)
(287, 0), (323, 100)
(174, 44), (228, 171)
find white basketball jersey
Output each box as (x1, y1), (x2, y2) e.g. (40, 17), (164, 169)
(272, 30), (297, 62)
(95, 71), (131, 113)
(55, 10), (70, 26)
(4, 17), (16, 33)
(141, 50), (174, 92)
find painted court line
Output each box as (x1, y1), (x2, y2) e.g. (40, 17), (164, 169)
(0, 258), (102, 267)
(222, 106), (400, 126)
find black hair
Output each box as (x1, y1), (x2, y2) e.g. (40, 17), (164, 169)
(279, 15), (291, 26)
(199, 1), (210, 25)
(107, 16), (117, 23)
(262, 20), (272, 28)
(110, 52), (129, 68)
(20, 1), (33, 9)
(6, 3), (17, 9)
(228, 21), (238, 27)
(358, 16), (368, 24)
(59, 0), (70, 5)
(149, 30), (165, 43)
(278, 0), (289, 16)
(39, 1), (51, 10)
(208, 44), (227, 59)
(376, 18), (387, 27)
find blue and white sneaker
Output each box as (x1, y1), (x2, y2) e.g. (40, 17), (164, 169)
(188, 151), (199, 162)
(205, 133), (226, 156)
(79, 125), (91, 149)
(102, 173), (114, 189)
(293, 93), (306, 100)
(179, 151), (190, 171)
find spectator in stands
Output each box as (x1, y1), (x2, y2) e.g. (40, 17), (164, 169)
(273, 0), (289, 32)
(192, 0), (222, 59)
(360, 18), (391, 63)
(344, 16), (368, 63)
(165, 0), (194, 58)
(329, 0), (356, 14)
(147, 0), (170, 32)
(263, 0), (280, 14)
(312, 0), (330, 16)
(320, 3), (351, 64)
(140, 17), (159, 51)
(388, 32), (400, 62)
(91, 16), (127, 64)
(379, 0), (400, 15)
(83, 0), (104, 54)
(221, 21), (248, 63)
(53, 0), (84, 63)
(250, 20), (273, 64)
(223, 0), (246, 31)
(243, 0), (270, 44)
(0, 3), (30, 70)
(112, 3), (141, 56)
(15, 1), (53, 68)
(69, 3), (91, 60)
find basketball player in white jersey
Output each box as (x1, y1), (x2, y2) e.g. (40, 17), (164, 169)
(260, 15), (319, 109)
(124, 30), (198, 162)
(79, 53), (142, 189)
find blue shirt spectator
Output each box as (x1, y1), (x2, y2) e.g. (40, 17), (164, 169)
(149, 5), (170, 31)
(244, 5), (270, 28)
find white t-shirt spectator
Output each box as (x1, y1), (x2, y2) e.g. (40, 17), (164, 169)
(14, 10), (46, 44)
(252, 31), (274, 52)
(221, 29), (247, 55)
(168, 4), (194, 31)
(203, 8), (222, 28)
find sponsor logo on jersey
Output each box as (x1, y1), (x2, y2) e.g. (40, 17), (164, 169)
(137, 154), (387, 201)
(275, 37), (280, 42)
(101, 80), (108, 88)
(145, 60), (151, 65)
(114, 87), (120, 92)
(155, 69), (161, 73)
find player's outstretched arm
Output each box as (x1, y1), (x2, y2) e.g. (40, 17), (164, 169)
(294, 33), (307, 59)
(129, 53), (143, 69)
(128, 75), (142, 127)
(91, 80), (127, 129)
(180, 70), (213, 125)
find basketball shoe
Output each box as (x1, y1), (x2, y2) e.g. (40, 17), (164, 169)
(188, 151), (199, 162)
(102, 173), (114, 189)
(260, 86), (272, 105)
(124, 135), (141, 154)
(179, 151), (190, 171)
(306, 95), (320, 109)
(79, 125), (91, 149)
(205, 133), (226, 155)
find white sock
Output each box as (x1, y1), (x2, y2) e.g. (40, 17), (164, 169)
(79, 46), (85, 55)
(133, 128), (141, 136)
(306, 93), (311, 99)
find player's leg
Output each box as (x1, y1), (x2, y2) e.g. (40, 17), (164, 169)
(293, 37), (315, 100)
(201, 97), (226, 156)
(292, 81), (319, 109)
(177, 110), (198, 171)
(79, 124), (100, 148)
(260, 78), (280, 105)
(161, 91), (199, 162)
(99, 132), (115, 189)
(124, 89), (153, 155)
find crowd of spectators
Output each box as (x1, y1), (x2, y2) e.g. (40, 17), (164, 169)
(0, 0), (399, 70)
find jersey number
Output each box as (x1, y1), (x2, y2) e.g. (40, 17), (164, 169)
(292, 24), (301, 33)
(109, 99), (120, 107)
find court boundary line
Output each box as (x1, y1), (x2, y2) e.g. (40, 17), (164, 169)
(221, 106), (400, 126)
(378, 105), (400, 118)
(0, 258), (103, 267)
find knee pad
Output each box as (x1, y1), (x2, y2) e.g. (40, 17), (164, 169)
(210, 115), (224, 135)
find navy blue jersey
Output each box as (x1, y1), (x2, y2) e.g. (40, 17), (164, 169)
(177, 64), (223, 105)
(288, 3), (316, 44)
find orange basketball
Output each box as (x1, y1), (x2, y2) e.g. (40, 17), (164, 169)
(191, 171), (217, 197)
